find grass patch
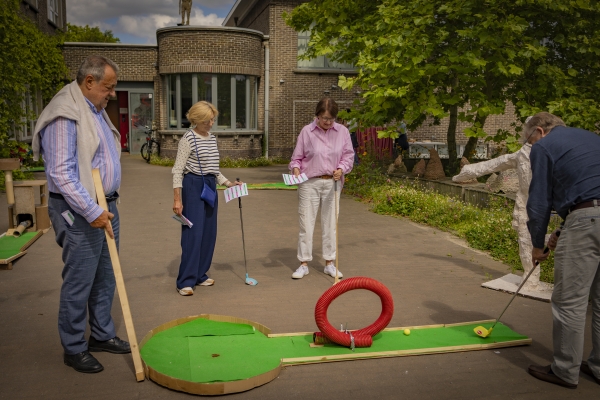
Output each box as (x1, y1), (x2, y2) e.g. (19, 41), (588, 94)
(220, 156), (289, 168)
(344, 155), (560, 283)
(149, 155), (289, 168)
(149, 155), (175, 167)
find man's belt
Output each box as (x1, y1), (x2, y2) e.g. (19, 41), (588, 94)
(50, 191), (119, 203)
(315, 175), (333, 179)
(569, 199), (600, 213)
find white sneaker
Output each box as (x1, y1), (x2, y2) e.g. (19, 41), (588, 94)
(292, 265), (309, 279)
(324, 263), (343, 278)
(177, 287), (193, 296)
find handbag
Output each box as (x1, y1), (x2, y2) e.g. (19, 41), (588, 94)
(191, 131), (217, 208)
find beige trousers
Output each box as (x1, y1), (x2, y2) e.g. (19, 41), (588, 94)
(297, 178), (339, 262)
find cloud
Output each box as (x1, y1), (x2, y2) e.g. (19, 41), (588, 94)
(114, 9), (223, 44)
(67, 0), (229, 44)
(67, 0), (234, 25)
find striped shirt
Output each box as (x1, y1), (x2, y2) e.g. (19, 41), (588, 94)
(289, 120), (355, 178)
(172, 130), (228, 188)
(40, 98), (121, 223)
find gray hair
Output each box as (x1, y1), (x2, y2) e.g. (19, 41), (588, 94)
(76, 55), (119, 84)
(522, 112), (566, 142)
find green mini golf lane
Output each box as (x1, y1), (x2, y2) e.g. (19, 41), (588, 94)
(217, 182), (296, 190)
(0, 232), (39, 260)
(141, 318), (530, 384)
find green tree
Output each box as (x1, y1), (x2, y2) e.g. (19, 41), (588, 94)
(286, 0), (600, 173)
(0, 0), (68, 156)
(63, 23), (121, 43)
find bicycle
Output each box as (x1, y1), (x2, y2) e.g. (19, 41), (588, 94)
(140, 125), (160, 163)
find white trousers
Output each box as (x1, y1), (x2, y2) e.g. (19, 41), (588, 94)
(297, 178), (339, 262)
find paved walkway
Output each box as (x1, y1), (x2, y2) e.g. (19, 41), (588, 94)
(0, 154), (596, 399)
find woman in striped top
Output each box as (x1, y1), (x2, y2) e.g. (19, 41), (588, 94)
(172, 101), (243, 296)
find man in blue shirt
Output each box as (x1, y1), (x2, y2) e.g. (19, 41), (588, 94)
(526, 112), (600, 388)
(32, 56), (130, 374)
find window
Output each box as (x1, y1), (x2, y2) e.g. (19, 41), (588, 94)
(9, 89), (43, 142)
(297, 31), (354, 70)
(165, 73), (258, 130)
(48, 0), (61, 26)
(216, 74), (232, 129)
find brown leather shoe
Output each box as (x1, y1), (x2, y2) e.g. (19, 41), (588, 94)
(528, 364), (577, 389)
(581, 361), (600, 385)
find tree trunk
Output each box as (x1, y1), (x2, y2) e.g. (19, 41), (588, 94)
(446, 104), (459, 175)
(463, 115), (488, 161)
(463, 136), (479, 161)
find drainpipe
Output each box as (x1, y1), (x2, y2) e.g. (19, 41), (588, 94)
(263, 36), (270, 158)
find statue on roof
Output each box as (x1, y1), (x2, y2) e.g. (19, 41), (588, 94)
(179, 0), (192, 26)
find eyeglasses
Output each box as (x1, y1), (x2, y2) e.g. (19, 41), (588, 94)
(319, 116), (336, 123)
(525, 126), (540, 143)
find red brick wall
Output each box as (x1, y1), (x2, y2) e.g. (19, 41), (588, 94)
(62, 43), (158, 82)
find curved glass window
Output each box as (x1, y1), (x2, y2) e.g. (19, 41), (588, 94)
(166, 74), (258, 130)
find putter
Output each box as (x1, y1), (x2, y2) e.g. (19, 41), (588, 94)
(236, 178), (257, 286)
(474, 232), (560, 338)
(333, 179), (340, 285)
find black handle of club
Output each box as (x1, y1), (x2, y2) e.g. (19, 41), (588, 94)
(236, 178), (242, 209)
(490, 231), (560, 330)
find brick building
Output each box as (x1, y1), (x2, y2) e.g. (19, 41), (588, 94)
(62, 26), (264, 159)
(20, 0), (66, 35)
(10, 0), (67, 143)
(60, 0), (517, 159)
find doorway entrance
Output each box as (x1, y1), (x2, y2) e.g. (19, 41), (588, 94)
(129, 92), (154, 154)
(105, 82), (155, 155)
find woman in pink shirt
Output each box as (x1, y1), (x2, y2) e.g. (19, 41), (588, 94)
(289, 98), (355, 279)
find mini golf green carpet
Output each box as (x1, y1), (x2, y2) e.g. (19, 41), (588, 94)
(140, 316), (531, 392)
(0, 232), (41, 262)
(217, 182), (295, 190)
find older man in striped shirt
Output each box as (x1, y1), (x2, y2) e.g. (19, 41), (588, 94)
(32, 55), (130, 374)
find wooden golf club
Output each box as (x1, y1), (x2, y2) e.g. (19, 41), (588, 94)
(474, 233), (559, 338)
(92, 169), (144, 381)
(334, 178), (340, 285)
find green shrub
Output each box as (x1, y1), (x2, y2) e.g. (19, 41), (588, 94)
(149, 155), (289, 168)
(149, 155), (175, 167)
(0, 170), (35, 192)
(220, 156), (289, 168)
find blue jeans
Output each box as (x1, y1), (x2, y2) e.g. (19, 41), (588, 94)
(49, 196), (119, 355)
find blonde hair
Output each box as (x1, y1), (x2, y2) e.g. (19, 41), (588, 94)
(522, 112), (566, 142)
(186, 101), (219, 126)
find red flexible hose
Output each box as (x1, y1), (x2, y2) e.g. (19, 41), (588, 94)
(313, 277), (394, 348)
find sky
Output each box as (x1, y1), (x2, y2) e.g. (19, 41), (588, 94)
(66, 0), (237, 45)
